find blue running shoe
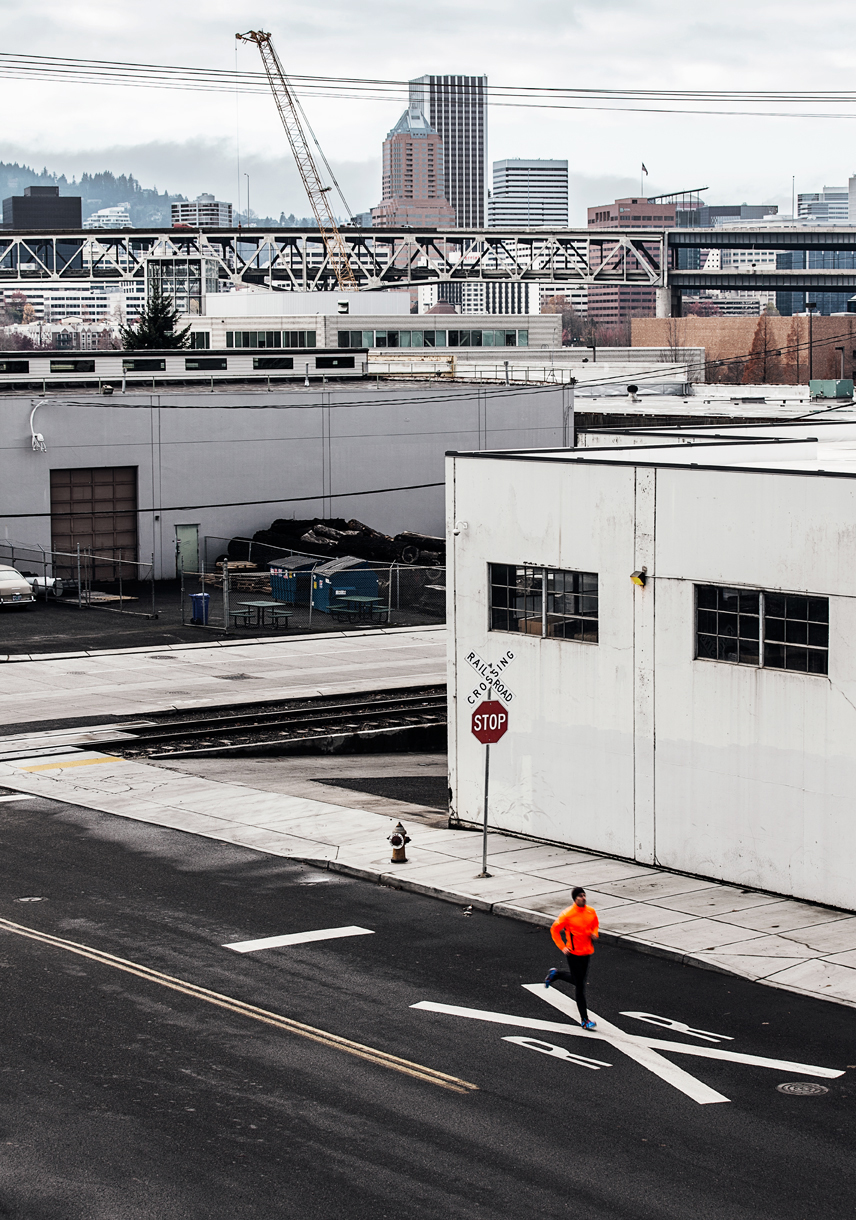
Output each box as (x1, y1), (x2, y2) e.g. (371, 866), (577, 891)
(544, 968), (559, 989)
(580, 1019), (596, 1031)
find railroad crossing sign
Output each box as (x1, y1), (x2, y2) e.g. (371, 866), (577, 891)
(471, 701), (509, 745)
(465, 649), (515, 706)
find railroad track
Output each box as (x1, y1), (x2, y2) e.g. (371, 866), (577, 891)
(109, 685), (447, 759)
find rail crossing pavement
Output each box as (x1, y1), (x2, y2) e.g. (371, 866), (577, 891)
(413, 986), (844, 1106)
(3, 742), (856, 1010)
(0, 624), (446, 730)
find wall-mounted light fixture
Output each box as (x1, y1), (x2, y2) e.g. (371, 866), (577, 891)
(631, 567), (647, 587)
(29, 400), (47, 452)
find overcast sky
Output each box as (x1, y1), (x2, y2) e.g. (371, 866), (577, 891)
(2, 0), (856, 223)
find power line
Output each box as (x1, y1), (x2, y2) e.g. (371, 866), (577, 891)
(2, 53), (856, 119)
(0, 479), (446, 520)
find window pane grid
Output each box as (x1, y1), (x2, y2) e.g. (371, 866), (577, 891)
(490, 564), (598, 643)
(696, 584), (828, 676)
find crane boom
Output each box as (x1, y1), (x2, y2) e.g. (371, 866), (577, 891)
(236, 30), (357, 290)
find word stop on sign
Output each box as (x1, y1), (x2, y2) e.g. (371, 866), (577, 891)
(471, 700), (509, 744)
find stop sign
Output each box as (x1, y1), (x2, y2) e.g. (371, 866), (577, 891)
(471, 700), (509, 744)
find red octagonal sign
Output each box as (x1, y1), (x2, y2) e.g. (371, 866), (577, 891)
(471, 700), (509, 744)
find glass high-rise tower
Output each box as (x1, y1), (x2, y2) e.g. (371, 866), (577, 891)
(409, 75), (487, 228)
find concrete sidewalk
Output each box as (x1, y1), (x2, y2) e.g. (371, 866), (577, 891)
(1, 745), (856, 1011)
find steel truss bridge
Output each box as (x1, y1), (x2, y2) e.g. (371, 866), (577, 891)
(0, 226), (666, 292)
(3, 226), (856, 308)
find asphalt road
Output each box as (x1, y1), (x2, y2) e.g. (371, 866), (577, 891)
(0, 795), (852, 1220)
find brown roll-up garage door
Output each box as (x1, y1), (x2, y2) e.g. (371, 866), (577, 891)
(50, 466), (138, 580)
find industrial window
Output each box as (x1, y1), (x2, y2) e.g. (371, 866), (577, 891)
(226, 330), (316, 349)
(489, 564), (598, 642)
(189, 332), (211, 349)
(695, 585), (828, 675)
(50, 359), (95, 373)
(253, 356), (294, 370)
(123, 358), (166, 372)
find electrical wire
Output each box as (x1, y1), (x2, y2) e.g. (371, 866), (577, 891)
(3, 52), (856, 119)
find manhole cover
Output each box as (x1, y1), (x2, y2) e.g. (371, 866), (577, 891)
(777, 1082), (829, 1096)
(16, 896), (46, 903)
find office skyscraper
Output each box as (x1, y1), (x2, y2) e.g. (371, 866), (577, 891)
(371, 101), (455, 228)
(409, 75), (487, 228)
(488, 160), (568, 227)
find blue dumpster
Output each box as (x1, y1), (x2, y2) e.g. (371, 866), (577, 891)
(269, 557), (318, 604)
(190, 592), (210, 624)
(311, 558), (379, 613)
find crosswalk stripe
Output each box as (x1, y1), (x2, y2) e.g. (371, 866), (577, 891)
(225, 926), (375, 953)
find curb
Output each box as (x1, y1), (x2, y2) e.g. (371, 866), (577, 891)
(0, 622), (445, 664)
(308, 856), (856, 1010)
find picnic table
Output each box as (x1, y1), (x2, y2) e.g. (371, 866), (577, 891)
(235, 599), (283, 626)
(330, 595), (388, 623)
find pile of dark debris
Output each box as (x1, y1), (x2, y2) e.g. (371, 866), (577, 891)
(228, 518), (445, 567)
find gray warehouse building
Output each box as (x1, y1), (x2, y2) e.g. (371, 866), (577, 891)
(0, 383), (568, 580)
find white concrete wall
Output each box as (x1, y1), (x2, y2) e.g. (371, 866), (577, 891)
(448, 453), (856, 908)
(1, 384), (566, 579)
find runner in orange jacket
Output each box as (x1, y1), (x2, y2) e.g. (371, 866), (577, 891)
(544, 887), (598, 1030)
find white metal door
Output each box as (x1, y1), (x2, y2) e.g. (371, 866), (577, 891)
(174, 524), (199, 577)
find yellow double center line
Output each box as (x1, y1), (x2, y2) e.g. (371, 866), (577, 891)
(0, 916), (477, 1096)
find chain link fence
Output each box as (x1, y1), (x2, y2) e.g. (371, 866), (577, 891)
(178, 552), (446, 633)
(1, 537), (444, 635)
(0, 538), (157, 617)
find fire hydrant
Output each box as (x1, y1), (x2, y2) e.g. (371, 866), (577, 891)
(388, 821), (410, 864)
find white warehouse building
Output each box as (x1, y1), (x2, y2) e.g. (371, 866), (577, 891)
(447, 421), (856, 911)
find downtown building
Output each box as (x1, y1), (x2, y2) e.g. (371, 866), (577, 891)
(84, 204), (132, 229)
(585, 195), (673, 322)
(488, 160), (568, 228)
(371, 102), (455, 228)
(409, 74), (487, 228)
(2, 185), (81, 230)
(798, 185), (850, 224)
(171, 194), (233, 228)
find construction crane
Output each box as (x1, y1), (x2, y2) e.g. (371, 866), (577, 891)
(236, 29), (358, 291)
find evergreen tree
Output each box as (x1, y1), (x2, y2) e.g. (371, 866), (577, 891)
(120, 283), (191, 350)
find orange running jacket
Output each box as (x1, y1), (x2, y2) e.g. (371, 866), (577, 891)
(550, 904), (599, 955)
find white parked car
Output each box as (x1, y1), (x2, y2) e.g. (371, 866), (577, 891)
(0, 565), (35, 607)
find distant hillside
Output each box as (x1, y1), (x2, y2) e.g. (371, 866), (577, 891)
(0, 162), (320, 228)
(0, 163), (187, 226)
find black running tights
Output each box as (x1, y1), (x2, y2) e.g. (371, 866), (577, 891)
(551, 954), (590, 1023)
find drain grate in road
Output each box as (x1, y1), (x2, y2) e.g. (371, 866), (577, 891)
(216, 674), (258, 681)
(777, 1082), (829, 1096)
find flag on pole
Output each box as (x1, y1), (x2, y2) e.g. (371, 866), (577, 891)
(641, 164), (649, 175)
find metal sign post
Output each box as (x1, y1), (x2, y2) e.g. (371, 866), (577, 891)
(471, 692), (510, 878)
